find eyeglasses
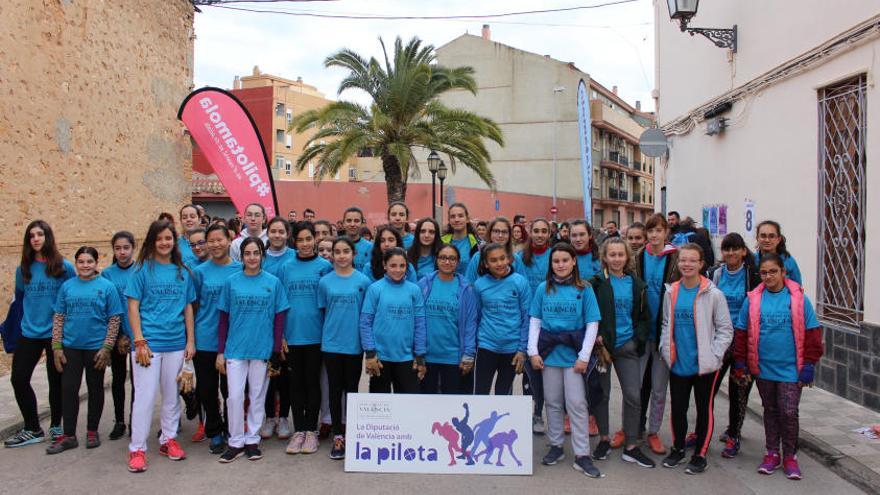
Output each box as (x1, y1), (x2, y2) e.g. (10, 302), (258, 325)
(192, 240), (207, 246)
(758, 233), (779, 240)
(759, 268), (781, 277)
(490, 229), (509, 235)
(437, 256), (459, 262)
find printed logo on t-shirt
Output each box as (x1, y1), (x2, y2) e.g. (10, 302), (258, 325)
(761, 311), (792, 328)
(674, 308), (694, 323)
(385, 304), (414, 320)
(543, 301), (579, 315)
(27, 280), (63, 297)
(65, 295), (104, 316)
(232, 293), (272, 314)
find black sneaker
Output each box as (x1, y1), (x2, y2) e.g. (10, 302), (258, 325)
(109, 422), (126, 441)
(209, 434), (227, 455)
(329, 435), (345, 460)
(4, 428), (46, 448)
(685, 455), (708, 474)
(622, 446), (656, 468)
(86, 431), (100, 449)
(245, 444), (262, 461)
(663, 447), (687, 468)
(542, 445), (565, 465)
(573, 455), (603, 478)
(592, 440), (610, 460)
(218, 446), (244, 463)
(46, 436), (78, 455)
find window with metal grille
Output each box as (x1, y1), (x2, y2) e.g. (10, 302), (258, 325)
(817, 74), (866, 329)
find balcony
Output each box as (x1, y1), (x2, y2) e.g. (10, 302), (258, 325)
(633, 192), (642, 203)
(608, 188), (629, 201)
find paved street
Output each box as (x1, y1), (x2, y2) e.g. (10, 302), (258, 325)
(0, 375), (865, 495)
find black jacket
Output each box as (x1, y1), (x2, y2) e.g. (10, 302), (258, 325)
(589, 271), (652, 356)
(634, 246), (680, 347)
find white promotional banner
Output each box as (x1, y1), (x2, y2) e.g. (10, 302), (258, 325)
(577, 79), (593, 223)
(345, 393), (532, 475)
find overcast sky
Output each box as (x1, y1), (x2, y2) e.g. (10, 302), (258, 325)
(194, 0), (656, 111)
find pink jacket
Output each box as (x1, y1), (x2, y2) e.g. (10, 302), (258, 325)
(746, 279), (805, 376)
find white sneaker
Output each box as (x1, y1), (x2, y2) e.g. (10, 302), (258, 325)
(259, 417), (277, 439)
(533, 415), (546, 435)
(277, 418), (292, 439)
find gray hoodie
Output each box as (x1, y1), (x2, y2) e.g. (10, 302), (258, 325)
(659, 277), (733, 375)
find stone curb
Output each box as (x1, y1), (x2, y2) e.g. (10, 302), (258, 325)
(720, 387), (880, 495)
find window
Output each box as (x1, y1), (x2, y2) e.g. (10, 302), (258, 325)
(275, 155), (284, 170)
(308, 162), (315, 178)
(627, 212), (634, 226)
(612, 211), (620, 226)
(275, 103), (285, 117)
(285, 160), (292, 175)
(593, 209), (604, 229)
(817, 74), (866, 328)
(285, 134), (292, 149)
(348, 167), (358, 181)
(334, 170), (340, 180)
(276, 129), (284, 143)
(286, 108), (293, 124)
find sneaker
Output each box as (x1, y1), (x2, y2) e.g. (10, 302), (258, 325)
(573, 455), (603, 478)
(662, 447), (687, 468)
(46, 436), (78, 455)
(685, 432), (698, 449)
(647, 433), (667, 455)
(277, 418), (292, 439)
(622, 446), (656, 468)
(329, 435), (345, 460)
(542, 445), (565, 465)
(48, 426), (63, 443)
(719, 431), (730, 443)
(128, 450), (147, 472)
(209, 434), (226, 455)
(720, 437), (740, 458)
(86, 431), (100, 449)
(783, 455), (802, 480)
(191, 422), (206, 443)
(757, 451), (782, 475)
(286, 431), (306, 454)
(588, 415), (599, 437)
(301, 431), (319, 454)
(4, 428), (45, 448)
(159, 439), (186, 460)
(245, 443), (262, 461)
(259, 417), (277, 439)
(532, 415), (545, 435)
(685, 455), (708, 474)
(563, 415), (571, 434)
(592, 440), (610, 460)
(610, 430), (625, 449)
(319, 423), (332, 440)
(218, 446), (244, 463)
(109, 422), (126, 441)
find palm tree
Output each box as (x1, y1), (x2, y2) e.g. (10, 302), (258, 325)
(289, 36), (504, 203)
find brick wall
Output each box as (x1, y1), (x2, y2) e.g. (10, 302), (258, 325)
(0, 1), (195, 313)
(817, 323), (880, 412)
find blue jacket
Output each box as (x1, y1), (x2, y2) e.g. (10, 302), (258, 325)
(0, 289), (24, 353)
(417, 272), (479, 360)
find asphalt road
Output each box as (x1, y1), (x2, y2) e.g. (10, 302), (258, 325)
(0, 376), (864, 495)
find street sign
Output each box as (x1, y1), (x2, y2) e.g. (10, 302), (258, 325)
(550, 206), (558, 215)
(639, 128), (668, 157)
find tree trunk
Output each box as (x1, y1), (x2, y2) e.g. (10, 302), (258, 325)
(381, 153), (407, 204)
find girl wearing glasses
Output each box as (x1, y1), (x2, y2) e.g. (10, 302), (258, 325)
(732, 254), (823, 480)
(754, 221), (802, 284)
(465, 217), (522, 283)
(417, 244), (479, 394)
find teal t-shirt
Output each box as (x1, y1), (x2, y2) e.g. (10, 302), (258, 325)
(124, 261), (196, 352)
(402, 233), (414, 249)
(218, 271), (289, 360)
(53, 277), (123, 350)
(193, 259), (241, 352)
(101, 263), (135, 338)
(643, 251), (668, 337)
(353, 238), (373, 273)
(671, 284), (699, 376)
(576, 253), (601, 281)
(515, 250), (551, 294)
(15, 260), (76, 339)
(425, 277), (461, 365)
(716, 265), (746, 322)
(450, 236), (473, 275)
(610, 274), (634, 347)
(179, 236), (196, 267)
(277, 255), (332, 345)
(263, 247), (296, 276)
(474, 272), (531, 353)
(416, 255), (436, 280)
(734, 287), (820, 382)
(318, 270), (372, 355)
(530, 282), (601, 367)
(361, 278), (425, 362)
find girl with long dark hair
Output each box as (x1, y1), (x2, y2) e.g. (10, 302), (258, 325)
(5, 220), (75, 448)
(407, 218), (442, 280)
(367, 225), (417, 283)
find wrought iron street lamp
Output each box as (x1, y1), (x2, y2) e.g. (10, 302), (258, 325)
(667, 0), (737, 52)
(437, 161), (448, 213)
(427, 150), (440, 220)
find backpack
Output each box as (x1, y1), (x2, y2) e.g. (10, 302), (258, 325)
(670, 230), (696, 247)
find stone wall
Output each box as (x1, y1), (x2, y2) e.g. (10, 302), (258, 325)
(0, 1), (195, 313)
(817, 323), (880, 412)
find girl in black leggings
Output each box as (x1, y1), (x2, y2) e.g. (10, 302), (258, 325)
(5, 220), (75, 448)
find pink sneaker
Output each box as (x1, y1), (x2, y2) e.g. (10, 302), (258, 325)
(783, 455), (802, 480)
(128, 450), (147, 472)
(757, 451), (781, 474)
(159, 439), (186, 461)
(301, 431), (319, 454)
(285, 432), (305, 455)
